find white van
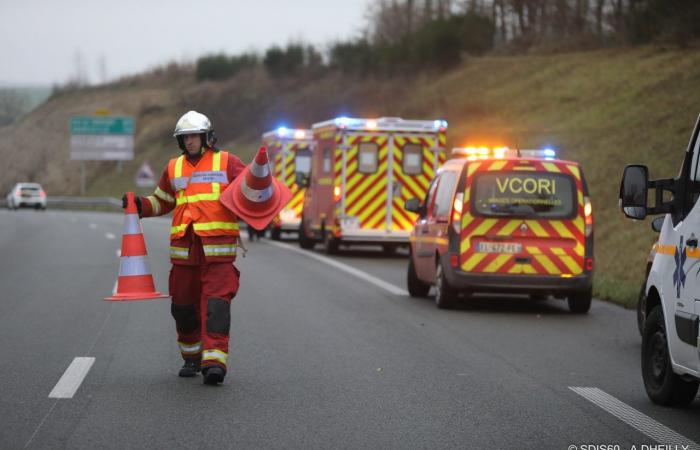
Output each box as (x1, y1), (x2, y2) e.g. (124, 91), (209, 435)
(620, 115), (700, 406)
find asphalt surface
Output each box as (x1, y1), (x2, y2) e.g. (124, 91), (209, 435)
(1, 209), (698, 449)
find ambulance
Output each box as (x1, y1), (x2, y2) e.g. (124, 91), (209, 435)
(406, 146), (594, 313)
(262, 127), (314, 240)
(298, 117), (447, 253)
(620, 115), (700, 406)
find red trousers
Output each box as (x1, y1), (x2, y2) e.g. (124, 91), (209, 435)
(169, 262), (240, 372)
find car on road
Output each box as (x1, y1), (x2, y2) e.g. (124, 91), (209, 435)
(620, 114), (700, 407)
(6, 182), (47, 210)
(406, 147), (594, 312)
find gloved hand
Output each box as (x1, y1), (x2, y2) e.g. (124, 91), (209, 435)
(121, 194), (142, 216)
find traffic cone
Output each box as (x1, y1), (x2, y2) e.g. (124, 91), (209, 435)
(221, 146), (292, 230)
(104, 192), (169, 301)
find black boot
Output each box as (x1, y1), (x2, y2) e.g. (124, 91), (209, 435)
(202, 366), (225, 385)
(178, 359), (201, 377)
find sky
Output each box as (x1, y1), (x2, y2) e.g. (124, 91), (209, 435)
(1, 0), (373, 86)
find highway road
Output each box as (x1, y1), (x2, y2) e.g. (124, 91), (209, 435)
(1, 209), (698, 449)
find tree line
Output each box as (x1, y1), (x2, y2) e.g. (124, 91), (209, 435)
(195, 0), (699, 81)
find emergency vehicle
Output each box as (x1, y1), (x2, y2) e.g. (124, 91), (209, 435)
(406, 146), (594, 313)
(620, 115), (700, 406)
(298, 117), (447, 253)
(262, 127), (314, 240)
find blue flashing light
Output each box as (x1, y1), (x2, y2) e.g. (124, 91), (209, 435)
(277, 127), (288, 137)
(335, 116), (350, 128)
(543, 148), (556, 160)
(433, 119), (448, 130)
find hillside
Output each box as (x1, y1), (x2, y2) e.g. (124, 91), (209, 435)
(2, 45), (700, 305)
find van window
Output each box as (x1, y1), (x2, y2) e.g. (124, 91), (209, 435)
(358, 142), (378, 174)
(472, 172), (576, 219)
(323, 147), (332, 173)
(402, 144), (423, 175)
(295, 149), (311, 174)
(433, 172), (457, 217)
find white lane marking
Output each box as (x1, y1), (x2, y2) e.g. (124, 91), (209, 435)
(570, 387), (700, 449)
(105, 232), (116, 240)
(265, 241), (409, 296)
(88, 223), (97, 229)
(48, 357), (96, 399)
(116, 249), (121, 257)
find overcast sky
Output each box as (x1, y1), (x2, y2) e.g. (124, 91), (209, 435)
(1, 0), (373, 86)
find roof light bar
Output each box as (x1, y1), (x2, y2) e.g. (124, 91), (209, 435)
(451, 147), (558, 160)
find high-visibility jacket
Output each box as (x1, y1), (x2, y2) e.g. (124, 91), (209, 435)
(139, 148), (247, 264)
(167, 150), (239, 240)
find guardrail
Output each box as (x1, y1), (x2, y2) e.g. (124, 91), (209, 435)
(0, 196), (122, 210)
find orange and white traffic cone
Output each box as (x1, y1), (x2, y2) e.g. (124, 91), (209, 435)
(104, 192), (169, 301)
(221, 146), (292, 230)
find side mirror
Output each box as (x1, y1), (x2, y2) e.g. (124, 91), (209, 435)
(651, 216), (664, 232)
(405, 197), (426, 216)
(620, 165), (649, 220)
(295, 172), (309, 188)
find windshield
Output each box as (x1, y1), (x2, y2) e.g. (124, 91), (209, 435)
(472, 171), (576, 219)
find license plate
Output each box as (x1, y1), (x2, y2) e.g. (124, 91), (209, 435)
(477, 242), (522, 254)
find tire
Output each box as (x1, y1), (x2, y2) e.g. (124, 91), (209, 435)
(324, 234), (339, 255)
(271, 227), (281, 241)
(382, 244), (398, 255)
(642, 306), (699, 406)
(568, 287), (592, 314)
(637, 282), (647, 336)
(298, 220), (314, 250)
(407, 257), (430, 298)
(434, 261), (458, 309)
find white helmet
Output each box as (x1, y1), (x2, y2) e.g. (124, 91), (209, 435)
(173, 110), (217, 150)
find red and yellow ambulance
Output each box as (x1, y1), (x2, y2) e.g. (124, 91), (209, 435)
(262, 127), (314, 240)
(299, 117), (448, 253)
(406, 147), (594, 312)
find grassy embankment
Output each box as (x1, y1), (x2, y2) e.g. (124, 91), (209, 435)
(4, 45), (700, 307)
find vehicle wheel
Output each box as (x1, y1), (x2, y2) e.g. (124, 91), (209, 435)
(271, 227), (281, 241)
(324, 234), (339, 255)
(434, 261), (457, 309)
(407, 257), (430, 298)
(637, 282), (647, 336)
(568, 288), (592, 314)
(642, 306), (699, 406)
(382, 244), (398, 255)
(298, 220), (314, 250)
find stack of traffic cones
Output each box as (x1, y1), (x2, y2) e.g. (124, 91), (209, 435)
(104, 192), (169, 301)
(221, 146), (292, 230)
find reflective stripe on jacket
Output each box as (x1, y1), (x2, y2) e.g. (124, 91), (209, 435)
(167, 149), (240, 240)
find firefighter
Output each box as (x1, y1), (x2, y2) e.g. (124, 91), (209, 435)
(122, 111), (246, 385)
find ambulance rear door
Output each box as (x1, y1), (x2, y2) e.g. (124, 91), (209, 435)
(391, 133), (446, 233)
(339, 131), (391, 232)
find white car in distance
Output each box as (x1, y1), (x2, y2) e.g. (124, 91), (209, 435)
(6, 182), (47, 210)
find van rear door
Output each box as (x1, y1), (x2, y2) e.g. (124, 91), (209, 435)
(391, 134), (445, 232)
(459, 159), (586, 276)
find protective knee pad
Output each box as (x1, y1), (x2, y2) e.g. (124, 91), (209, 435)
(171, 304), (198, 334)
(206, 297), (231, 335)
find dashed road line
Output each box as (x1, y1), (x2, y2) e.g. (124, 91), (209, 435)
(48, 357), (96, 399)
(88, 223), (97, 229)
(265, 240), (408, 296)
(570, 387), (699, 449)
(105, 232), (116, 240)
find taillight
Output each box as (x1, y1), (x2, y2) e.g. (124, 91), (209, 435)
(333, 186), (341, 202)
(585, 257), (594, 271)
(450, 254), (459, 268)
(584, 196), (593, 237)
(40, 190), (46, 198)
(451, 193), (464, 234)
